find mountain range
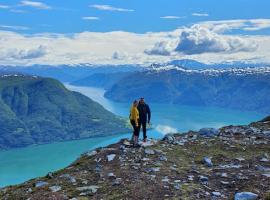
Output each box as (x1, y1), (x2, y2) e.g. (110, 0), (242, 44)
(0, 74), (128, 150)
(104, 66), (270, 114)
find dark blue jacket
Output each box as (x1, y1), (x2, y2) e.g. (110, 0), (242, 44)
(137, 103), (151, 123)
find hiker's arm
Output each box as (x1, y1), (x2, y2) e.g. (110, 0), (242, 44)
(147, 105), (151, 123)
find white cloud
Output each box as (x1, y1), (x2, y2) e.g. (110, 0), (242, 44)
(146, 19), (270, 56)
(192, 13), (209, 17)
(2, 45), (47, 60)
(0, 25), (29, 31)
(199, 19), (270, 32)
(174, 24), (258, 55)
(20, 0), (51, 10)
(10, 9), (27, 13)
(1, 19), (270, 66)
(160, 16), (185, 19)
(145, 40), (178, 56)
(90, 4), (134, 12)
(82, 16), (100, 20)
(0, 4), (10, 9)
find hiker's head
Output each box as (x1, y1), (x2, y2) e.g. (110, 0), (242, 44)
(139, 97), (145, 104)
(133, 100), (138, 106)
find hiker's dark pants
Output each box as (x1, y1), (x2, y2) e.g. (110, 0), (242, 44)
(139, 120), (147, 139)
(130, 120), (139, 136)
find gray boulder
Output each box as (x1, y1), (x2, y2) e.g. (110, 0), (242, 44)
(162, 134), (175, 144)
(199, 128), (219, 137)
(234, 192), (258, 200)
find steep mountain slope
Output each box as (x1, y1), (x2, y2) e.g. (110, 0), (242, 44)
(105, 67), (270, 113)
(1, 116), (269, 199)
(0, 74), (128, 150)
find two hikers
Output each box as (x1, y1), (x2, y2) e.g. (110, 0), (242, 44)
(129, 98), (151, 146)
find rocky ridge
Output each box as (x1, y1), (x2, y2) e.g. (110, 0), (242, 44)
(1, 117), (270, 199)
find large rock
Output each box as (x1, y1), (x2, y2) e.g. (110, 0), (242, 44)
(162, 134), (175, 144)
(234, 192), (258, 200)
(199, 128), (219, 137)
(35, 181), (48, 188)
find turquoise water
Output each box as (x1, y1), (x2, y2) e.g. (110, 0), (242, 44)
(0, 85), (264, 188)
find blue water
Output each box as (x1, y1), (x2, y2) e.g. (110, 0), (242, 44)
(0, 85), (264, 188)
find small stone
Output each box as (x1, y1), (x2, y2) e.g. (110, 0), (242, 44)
(260, 158), (269, 162)
(76, 185), (99, 194)
(199, 176), (208, 184)
(174, 183), (181, 190)
(159, 155), (168, 161)
(162, 177), (170, 182)
(221, 173), (228, 178)
(187, 175), (194, 181)
(60, 174), (77, 183)
(35, 181), (48, 188)
(145, 167), (160, 173)
(145, 149), (155, 155)
(234, 192), (258, 200)
(256, 165), (270, 172)
(170, 166), (178, 171)
(142, 158), (150, 161)
(120, 145), (126, 150)
(203, 157), (213, 167)
(262, 173), (270, 178)
(49, 185), (61, 192)
(27, 188), (32, 193)
(107, 154), (116, 162)
(46, 172), (54, 179)
(86, 150), (97, 157)
(236, 157), (245, 162)
(221, 181), (230, 185)
(212, 192), (221, 196)
(107, 172), (116, 178)
(112, 178), (122, 186)
(219, 164), (242, 169)
(123, 140), (131, 146)
(95, 163), (102, 173)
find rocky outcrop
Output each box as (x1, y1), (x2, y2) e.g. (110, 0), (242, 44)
(0, 117), (270, 199)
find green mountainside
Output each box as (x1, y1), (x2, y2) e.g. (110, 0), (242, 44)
(0, 75), (128, 150)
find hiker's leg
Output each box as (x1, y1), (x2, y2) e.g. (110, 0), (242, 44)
(130, 120), (136, 143)
(142, 121), (147, 140)
(138, 120), (142, 138)
(134, 125), (139, 145)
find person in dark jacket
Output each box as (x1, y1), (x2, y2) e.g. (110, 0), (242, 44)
(137, 97), (151, 142)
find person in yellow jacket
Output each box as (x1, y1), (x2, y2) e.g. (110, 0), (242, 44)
(129, 100), (140, 147)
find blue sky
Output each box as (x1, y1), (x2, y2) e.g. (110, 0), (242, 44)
(1, 0), (270, 66)
(0, 0), (270, 34)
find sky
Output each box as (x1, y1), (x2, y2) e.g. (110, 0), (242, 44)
(0, 0), (270, 66)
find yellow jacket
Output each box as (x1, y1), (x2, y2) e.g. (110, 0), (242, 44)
(129, 105), (139, 126)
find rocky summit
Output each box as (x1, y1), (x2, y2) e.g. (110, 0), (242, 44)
(1, 117), (270, 200)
